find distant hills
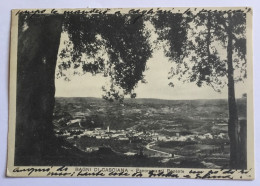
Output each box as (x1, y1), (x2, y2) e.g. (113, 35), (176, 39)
(54, 97), (246, 131)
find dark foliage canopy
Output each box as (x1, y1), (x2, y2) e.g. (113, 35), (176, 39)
(58, 14), (152, 101)
(152, 10), (247, 92)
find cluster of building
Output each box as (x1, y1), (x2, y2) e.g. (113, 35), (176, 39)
(56, 126), (160, 142)
(55, 124), (229, 144)
(54, 119), (229, 157)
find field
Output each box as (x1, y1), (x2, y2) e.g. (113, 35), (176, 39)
(53, 97), (246, 168)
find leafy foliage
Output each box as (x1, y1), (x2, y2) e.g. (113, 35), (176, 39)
(152, 11), (247, 92)
(57, 14), (153, 101)
(56, 10), (247, 99)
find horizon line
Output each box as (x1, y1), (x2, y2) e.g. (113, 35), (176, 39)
(54, 96), (244, 101)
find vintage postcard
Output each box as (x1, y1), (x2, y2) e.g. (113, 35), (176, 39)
(7, 7), (254, 179)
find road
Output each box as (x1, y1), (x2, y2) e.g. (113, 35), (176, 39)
(145, 142), (172, 157)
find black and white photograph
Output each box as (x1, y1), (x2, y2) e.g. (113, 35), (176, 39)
(7, 7), (254, 179)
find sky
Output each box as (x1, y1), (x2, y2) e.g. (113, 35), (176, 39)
(54, 22), (247, 100)
(55, 48), (247, 100)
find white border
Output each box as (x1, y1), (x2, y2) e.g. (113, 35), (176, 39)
(1, 0), (260, 186)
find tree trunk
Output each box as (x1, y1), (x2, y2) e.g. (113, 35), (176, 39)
(15, 14), (63, 165)
(227, 13), (242, 169)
